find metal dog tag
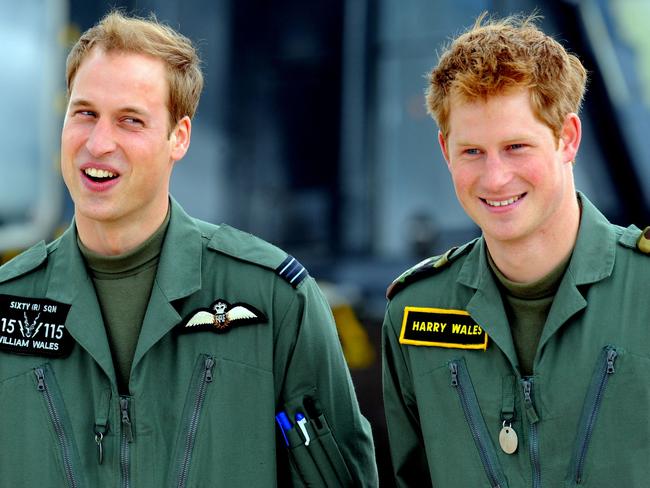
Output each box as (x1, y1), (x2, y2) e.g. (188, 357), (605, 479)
(499, 424), (518, 454)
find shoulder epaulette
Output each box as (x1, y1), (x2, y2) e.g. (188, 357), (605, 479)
(386, 239), (477, 299)
(619, 225), (650, 255)
(638, 226), (650, 254)
(207, 224), (309, 288)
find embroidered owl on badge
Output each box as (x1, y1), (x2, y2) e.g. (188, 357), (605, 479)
(180, 299), (267, 333)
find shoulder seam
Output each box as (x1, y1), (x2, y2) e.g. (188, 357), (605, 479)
(0, 241), (49, 284)
(206, 224), (310, 289)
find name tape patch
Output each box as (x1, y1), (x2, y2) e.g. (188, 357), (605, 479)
(399, 306), (488, 350)
(0, 294), (73, 357)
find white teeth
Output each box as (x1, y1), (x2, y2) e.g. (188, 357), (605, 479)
(84, 168), (116, 178)
(485, 195), (521, 207)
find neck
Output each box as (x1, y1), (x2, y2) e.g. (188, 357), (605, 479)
(76, 202), (170, 256)
(486, 194), (581, 283)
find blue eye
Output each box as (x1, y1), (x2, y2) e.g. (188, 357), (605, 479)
(465, 148), (481, 155)
(122, 117), (145, 127)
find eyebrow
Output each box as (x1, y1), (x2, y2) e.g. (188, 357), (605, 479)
(454, 135), (534, 147)
(68, 98), (149, 116)
(502, 135), (534, 144)
(68, 98), (92, 109)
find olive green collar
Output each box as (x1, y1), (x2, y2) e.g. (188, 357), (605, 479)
(78, 207), (170, 277)
(45, 196), (202, 304)
(487, 248), (571, 300)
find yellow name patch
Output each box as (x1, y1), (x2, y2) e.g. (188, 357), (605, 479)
(399, 307), (488, 350)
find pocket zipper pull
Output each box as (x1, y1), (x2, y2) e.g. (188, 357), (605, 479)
(35, 368), (46, 391)
(449, 362), (459, 387)
(606, 349), (617, 374)
(204, 357), (214, 383)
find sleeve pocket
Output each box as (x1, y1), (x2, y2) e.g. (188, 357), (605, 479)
(280, 393), (354, 487)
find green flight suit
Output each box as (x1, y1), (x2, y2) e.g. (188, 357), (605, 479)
(0, 198), (377, 487)
(383, 193), (650, 487)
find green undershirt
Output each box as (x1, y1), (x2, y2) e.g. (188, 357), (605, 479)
(488, 250), (571, 376)
(78, 210), (170, 393)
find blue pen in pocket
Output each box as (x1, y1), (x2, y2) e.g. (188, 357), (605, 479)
(275, 411), (293, 447)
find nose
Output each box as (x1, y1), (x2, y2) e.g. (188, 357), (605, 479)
(481, 152), (512, 191)
(85, 117), (117, 157)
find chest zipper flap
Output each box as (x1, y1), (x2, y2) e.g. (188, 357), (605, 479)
(566, 346), (618, 486)
(522, 378), (541, 488)
(120, 396), (134, 488)
(172, 354), (215, 488)
(449, 359), (509, 488)
(34, 365), (83, 488)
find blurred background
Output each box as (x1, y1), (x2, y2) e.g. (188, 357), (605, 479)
(2, 0), (650, 485)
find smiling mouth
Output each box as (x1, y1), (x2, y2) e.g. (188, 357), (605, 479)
(482, 193), (525, 207)
(83, 167), (118, 183)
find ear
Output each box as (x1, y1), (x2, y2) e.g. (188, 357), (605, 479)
(170, 116), (192, 162)
(438, 130), (452, 169)
(559, 113), (581, 163)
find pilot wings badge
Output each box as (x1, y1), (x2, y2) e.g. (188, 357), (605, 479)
(179, 299), (267, 333)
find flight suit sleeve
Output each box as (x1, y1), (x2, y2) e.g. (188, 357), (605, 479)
(382, 302), (432, 487)
(273, 277), (378, 487)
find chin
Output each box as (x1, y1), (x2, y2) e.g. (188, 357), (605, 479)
(481, 223), (527, 243)
(75, 204), (121, 224)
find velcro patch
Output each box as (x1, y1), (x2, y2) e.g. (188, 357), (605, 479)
(0, 294), (73, 357)
(399, 307), (487, 350)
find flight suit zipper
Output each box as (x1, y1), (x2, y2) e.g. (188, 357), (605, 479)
(449, 360), (508, 488)
(34, 367), (80, 488)
(177, 356), (215, 488)
(120, 396), (134, 488)
(522, 378), (541, 488)
(569, 346), (618, 485)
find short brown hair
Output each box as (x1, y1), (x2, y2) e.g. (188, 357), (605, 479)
(427, 13), (587, 140)
(66, 10), (204, 124)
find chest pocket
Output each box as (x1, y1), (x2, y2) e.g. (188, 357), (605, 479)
(0, 364), (84, 488)
(565, 346), (650, 487)
(166, 355), (275, 486)
(413, 357), (508, 488)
